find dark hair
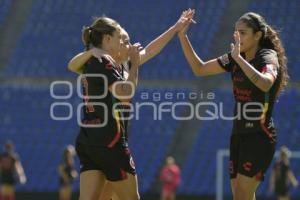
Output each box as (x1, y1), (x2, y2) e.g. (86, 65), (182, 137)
(239, 12), (289, 98)
(82, 17), (120, 50)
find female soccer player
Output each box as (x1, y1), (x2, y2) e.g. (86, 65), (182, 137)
(69, 10), (194, 200)
(269, 146), (298, 200)
(178, 11), (289, 200)
(74, 16), (141, 200)
(58, 145), (78, 200)
(0, 141), (26, 200)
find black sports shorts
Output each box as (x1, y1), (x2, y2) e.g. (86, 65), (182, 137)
(75, 140), (136, 182)
(229, 132), (276, 181)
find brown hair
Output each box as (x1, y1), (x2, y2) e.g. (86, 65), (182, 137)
(82, 17), (120, 50)
(239, 12), (289, 98)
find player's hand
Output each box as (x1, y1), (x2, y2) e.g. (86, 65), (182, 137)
(20, 175), (27, 184)
(231, 31), (241, 61)
(129, 43), (141, 67)
(175, 9), (195, 34)
(71, 170), (78, 179)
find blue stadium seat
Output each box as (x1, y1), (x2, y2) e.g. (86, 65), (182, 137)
(0, 0), (12, 25)
(3, 0), (227, 80)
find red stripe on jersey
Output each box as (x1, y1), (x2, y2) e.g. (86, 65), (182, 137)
(107, 110), (122, 148)
(107, 131), (121, 148)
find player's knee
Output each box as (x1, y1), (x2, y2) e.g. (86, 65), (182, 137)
(79, 193), (99, 200)
(231, 183), (237, 195)
(234, 184), (253, 200)
(125, 192), (140, 200)
(131, 192), (140, 200)
(114, 191), (139, 200)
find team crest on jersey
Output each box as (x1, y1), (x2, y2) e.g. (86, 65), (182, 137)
(105, 62), (113, 70)
(243, 162), (253, 172)
(219, 54), (230, 66)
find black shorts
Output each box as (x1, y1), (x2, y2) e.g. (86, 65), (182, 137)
(229, 132), (276, 181)
(75, 141), (136, 182)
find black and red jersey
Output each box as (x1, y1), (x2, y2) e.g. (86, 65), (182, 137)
(217, 48), (280, 138)
(76, 56), (128, 147)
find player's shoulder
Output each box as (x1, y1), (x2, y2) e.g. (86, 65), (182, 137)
(257, 48), (277, 58)
(84, 56), (115, 73)
(256, 48), (279, 65)
(86, 56), (108, 66)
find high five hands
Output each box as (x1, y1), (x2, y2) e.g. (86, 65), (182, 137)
(175, 9), (196, 36)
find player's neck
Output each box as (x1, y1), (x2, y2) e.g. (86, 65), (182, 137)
(245, 45), (259, 61)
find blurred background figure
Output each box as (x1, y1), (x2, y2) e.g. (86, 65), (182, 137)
(58, 145), (78, 200)
(0, 141), (26, 200)
(160, 156), (181, 200)
(269, 146), (298, 200)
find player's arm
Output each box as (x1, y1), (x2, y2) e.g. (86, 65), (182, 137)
(68, 50), (93, 74)
(15, 160), (27, 184)
(58, 165), (70, 183)
(178, 34), (226, 76)
(231, 31), (276, 92)
(139, 9), (194, 65)
(288, 169), (299, 188)
(68, 158), (78, 179)
(268, 168), (275, 192)
(109, 44), (140, 102)
(177, 13), (226, 76)
(235, 57), (276, 92)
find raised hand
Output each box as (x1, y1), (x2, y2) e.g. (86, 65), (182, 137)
(174, 9), (195, 33)
(178, 9), (195, 36)
(231, 31), (241, 61)
(129, 43), (142, 66)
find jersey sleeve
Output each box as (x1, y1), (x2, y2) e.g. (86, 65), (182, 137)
(217, 52), (235, 72)
(258, 49), (279, 80)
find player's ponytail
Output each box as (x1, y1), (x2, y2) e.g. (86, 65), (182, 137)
(82, 26), (92, 50)
(239, 12), (289, 98)
(81, 17), (121, 50)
